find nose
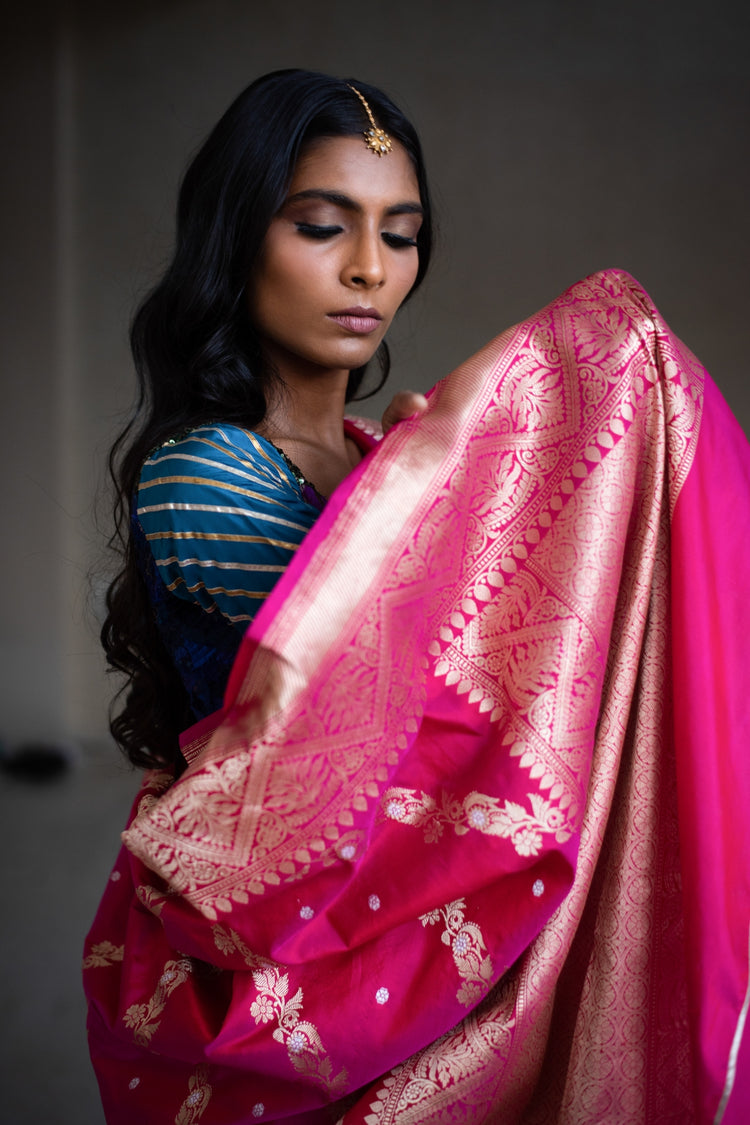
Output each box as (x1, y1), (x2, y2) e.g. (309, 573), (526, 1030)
(342, 228), (385, 289)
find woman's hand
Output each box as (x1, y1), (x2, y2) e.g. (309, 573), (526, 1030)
(381, 391), (429, 435)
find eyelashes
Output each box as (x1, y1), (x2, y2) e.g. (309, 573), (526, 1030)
(295, 223), (417, 249)
(295, 223), (342, 239)
(383, 233), (418, 249)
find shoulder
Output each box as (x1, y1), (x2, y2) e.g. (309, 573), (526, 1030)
(136, 423), (320, 540)
(139, 424), (291, 494)
(135, 424), (321, 627)
(137, 424), (316, 520)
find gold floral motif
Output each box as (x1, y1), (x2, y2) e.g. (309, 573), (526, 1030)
(123, 957), (193, 1046)
(382, 785), (571, 856)
(252, 965), (347, 1093)
(212, 925), (348, 1096)
(174, 1065), (212, 1124)
(82, 940), (124, 969)
(420, 899), (494, 1007)
(213, 923), (273, 970)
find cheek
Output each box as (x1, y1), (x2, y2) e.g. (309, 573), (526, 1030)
(395, 257), (420, 303)
(248, 258), (299, 330)
(249, 234), (305, 305)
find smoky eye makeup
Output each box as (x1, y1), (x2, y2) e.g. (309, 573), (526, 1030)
(282, 192), (423, 244)
(294, 223), (417, 247)
(382, 232), (418, 249)
(295, 222), (343, 239)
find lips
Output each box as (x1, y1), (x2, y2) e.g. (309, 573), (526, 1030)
(327, 307), (383, 335)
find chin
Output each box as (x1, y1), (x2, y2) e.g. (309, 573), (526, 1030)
(313, 343), (383, 373)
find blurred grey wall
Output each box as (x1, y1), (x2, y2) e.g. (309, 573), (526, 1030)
(3, 0), (749, 749)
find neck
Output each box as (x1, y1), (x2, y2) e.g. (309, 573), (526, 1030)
(257, 364), (363, 497)
(260, 369), (350, 447)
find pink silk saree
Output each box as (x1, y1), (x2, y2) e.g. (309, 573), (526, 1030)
(84, 270), (750, 1124)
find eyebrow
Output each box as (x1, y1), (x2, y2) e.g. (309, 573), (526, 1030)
(283, 189), (424, 218)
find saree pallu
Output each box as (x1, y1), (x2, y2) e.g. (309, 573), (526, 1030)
(84, 270), (750, 1124)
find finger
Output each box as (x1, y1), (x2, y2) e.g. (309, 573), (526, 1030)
(381, 391), (429, 434)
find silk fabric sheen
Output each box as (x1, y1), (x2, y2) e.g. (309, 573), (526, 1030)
(84, 271), (750, 1123)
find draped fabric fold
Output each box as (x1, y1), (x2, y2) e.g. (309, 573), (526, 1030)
(84, 270), (750, 1124)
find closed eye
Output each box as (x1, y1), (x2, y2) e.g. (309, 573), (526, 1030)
(382, 232), (418, 249)
(295, 223), (343, 239)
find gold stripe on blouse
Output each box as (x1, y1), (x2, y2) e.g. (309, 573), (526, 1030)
(146, 531), (299, 549)
(138, 475), (292, 509)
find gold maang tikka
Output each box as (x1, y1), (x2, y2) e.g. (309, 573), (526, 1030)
(347, 84), (393, 157)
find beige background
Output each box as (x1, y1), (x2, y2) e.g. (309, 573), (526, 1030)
(0, 4), (748, 1119)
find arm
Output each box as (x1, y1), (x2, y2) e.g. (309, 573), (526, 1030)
(136, 424), (322, 630)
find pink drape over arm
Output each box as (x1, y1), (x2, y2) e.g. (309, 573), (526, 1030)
(84, 270), (750, 1124)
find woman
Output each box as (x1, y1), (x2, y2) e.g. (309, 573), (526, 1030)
(101, 69), (431, 770)
(85, 71), (750, 1123)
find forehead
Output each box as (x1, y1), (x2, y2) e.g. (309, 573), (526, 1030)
(287, 135), (420, 205)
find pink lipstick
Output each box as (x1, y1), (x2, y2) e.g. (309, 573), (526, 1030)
(328, 307), (383, 334)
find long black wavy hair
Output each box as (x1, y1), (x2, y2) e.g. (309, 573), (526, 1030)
(102, 69), (433, 768)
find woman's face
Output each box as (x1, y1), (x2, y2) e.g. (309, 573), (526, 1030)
(248, 134), (423, 383)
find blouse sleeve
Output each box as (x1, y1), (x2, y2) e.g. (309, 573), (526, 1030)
(136, 424), (321, 632)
